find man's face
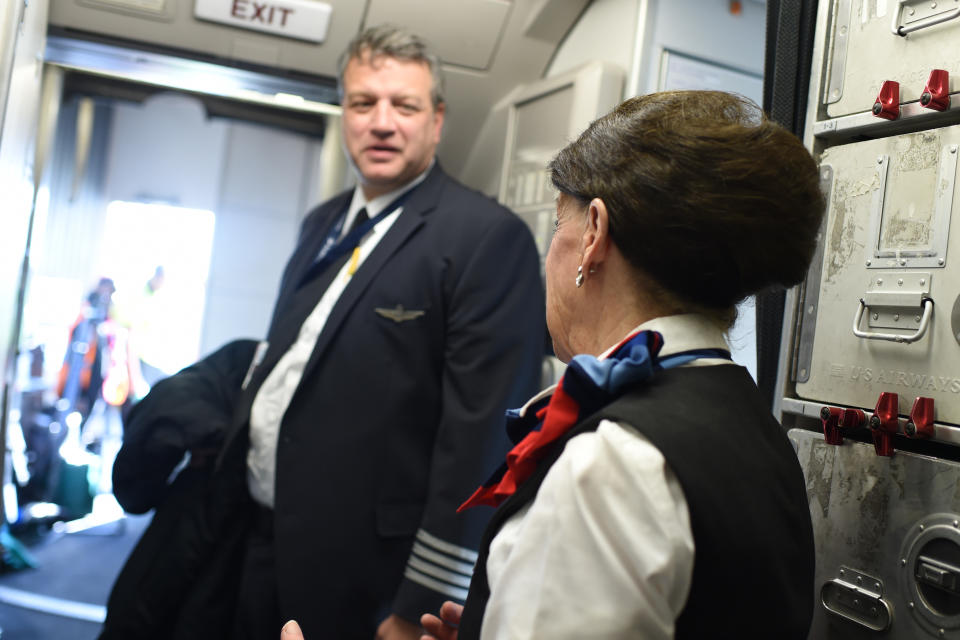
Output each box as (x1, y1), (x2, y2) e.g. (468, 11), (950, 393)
(341, 53), (445, 199)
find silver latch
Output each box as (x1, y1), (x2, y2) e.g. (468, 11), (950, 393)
(891, 0), (960, 36)
(864, 271), (931, 328)
(853, 271), (934, 343)
(917, 555), (960, 595)
(821, 567), (892, 632)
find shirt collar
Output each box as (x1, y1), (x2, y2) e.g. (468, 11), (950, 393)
(348, 159), (435, 218)
(520, 314), (731, 418)
(598, 313), (731, 360)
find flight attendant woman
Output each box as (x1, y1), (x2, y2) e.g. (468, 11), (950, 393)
(285, 90), (824, 640)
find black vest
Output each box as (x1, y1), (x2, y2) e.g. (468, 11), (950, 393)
(459, 365), (814, 639)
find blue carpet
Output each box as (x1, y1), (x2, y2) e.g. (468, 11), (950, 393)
(0, 512), (151, 639)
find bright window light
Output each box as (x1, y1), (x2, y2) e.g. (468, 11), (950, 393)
(96, 201), (216, 376)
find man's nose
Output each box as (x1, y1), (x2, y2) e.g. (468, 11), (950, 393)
(370, 101), (396, 135)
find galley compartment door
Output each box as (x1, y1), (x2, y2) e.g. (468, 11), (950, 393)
(823, 0), (960, 118)
(793, 428), (960, 639)
(796, 126), (960, 422)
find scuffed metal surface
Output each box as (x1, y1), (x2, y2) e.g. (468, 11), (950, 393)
(792, 429), (960, 639)
(806, 435), (835, 521)
(824, 174), (872, 283)
(894, 131), (942, 174)
(881, 131), (941, 251)
(825, 0), (960, 117)
(797, 126), (960, 424)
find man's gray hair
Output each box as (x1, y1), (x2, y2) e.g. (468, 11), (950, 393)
(337, 24), (445, 109)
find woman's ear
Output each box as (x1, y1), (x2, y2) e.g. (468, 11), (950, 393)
(580, 197), (611, 273)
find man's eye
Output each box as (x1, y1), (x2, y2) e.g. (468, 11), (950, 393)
(553, 218), (560, 233)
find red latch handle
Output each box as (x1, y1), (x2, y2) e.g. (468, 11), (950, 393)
(873, 81), (901, 120)
(869, 392), (899, 456)
(840, 408), (866, 429)
(921, 70), (950, 111)
(905, 397), (935, 438)
(820, 406), (843, 445)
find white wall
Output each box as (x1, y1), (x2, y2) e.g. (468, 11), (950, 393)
(460, 0), (641, 195)
(461, 0), (768, 195)
(637, 0), (766, 94)
(547, 0), (639, 78)
(547, 0), (766, 94)
(201, 121), (319, 354)
(0, 0), (48, 382)
(460, 0), (640, 195)
(61, 92), (321, 364)
(105, 94), (228, 209)
(461, 0), (767, 377)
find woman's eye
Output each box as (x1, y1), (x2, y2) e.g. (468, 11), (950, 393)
(553, 218), (560, 233)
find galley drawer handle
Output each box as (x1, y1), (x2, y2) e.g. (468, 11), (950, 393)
(891, 2), (960, 36)
(821, 578), (892, 632)
(853, 297), (933, 343)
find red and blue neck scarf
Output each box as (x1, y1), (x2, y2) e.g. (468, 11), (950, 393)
(459, 329), (731, 511)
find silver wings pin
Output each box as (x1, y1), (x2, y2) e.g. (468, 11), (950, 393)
(374, 304), (425, 323)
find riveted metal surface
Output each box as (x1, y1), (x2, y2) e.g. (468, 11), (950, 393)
(823, 0), (960, 119)
(796, 126), (960, 426)
(792, 429), (960, 638)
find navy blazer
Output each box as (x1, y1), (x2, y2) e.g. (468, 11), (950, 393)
(224, 163), (545, 637)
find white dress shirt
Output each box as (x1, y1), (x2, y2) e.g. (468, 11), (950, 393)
(481, 314), (733, 639)
(246, 168), (430, 508)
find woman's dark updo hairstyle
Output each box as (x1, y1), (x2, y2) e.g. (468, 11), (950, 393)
(549, 90), (825, 310)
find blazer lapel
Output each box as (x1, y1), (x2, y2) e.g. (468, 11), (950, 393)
(219, 166), (448, 460)
(297, 165), (447, 385)
(270, 192), (352, 326)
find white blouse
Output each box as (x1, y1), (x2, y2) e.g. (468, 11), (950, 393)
(480, 314), (733, 639)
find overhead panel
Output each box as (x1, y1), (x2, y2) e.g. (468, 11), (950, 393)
(522, 0), (587, 43)
(48, 0), (368, 78)
(75, 0), (173, 20)
(45, 35), (340, 115)
(364, 0), (511, 70)
(46, 0), (581, 185)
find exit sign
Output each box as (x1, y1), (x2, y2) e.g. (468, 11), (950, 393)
(194, 0), (332, 43)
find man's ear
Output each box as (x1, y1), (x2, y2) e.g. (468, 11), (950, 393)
(432, 101), (446, 143)
(580, 197), (611, 273)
